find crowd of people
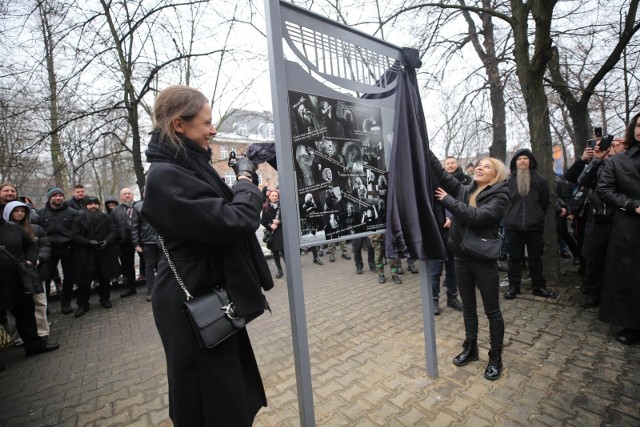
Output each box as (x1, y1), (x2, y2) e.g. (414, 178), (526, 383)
(1, 88), (637, 422)
(0, 183), (158, 371)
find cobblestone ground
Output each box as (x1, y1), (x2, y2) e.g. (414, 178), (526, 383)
(1, 253), (638, 426)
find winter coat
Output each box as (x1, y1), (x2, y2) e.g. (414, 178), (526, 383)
(110, 203), (138, 245)
(577, 158), (614, 222)
(429, 151), (510, 260)
(33, 224), (51, 281)
(131, 201), (158, 246)
(261, 202), (283, 252)
(0, 219), (38, 310)
(503, 149), (549, 231)
(596, 143), (640, 329)
(36, 202), (79, 246)
(141, 130), (272, 426)
(71, 212), (120, 284)
(67, 197), (85, 211)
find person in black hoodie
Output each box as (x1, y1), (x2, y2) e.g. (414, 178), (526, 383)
(503, 149), (557, 299)
(141, 85), (273, 425)
(429, 151), (510, 381)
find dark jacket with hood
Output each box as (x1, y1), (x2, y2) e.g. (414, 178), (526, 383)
(428, 151), (510, 259)
(504, 148), (549, 231)
(0, 219), (38, 310)
(36, 201), (79, 246)
(141, 130), (272, 426)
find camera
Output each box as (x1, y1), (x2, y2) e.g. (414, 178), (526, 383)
(594, 127), (603, 138)
(587, 139), (596, 149)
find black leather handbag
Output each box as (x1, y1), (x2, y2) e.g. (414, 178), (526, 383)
(0, 246), (43, 295)
(460, 228), (501, 261)
(158, 236), (260, 349)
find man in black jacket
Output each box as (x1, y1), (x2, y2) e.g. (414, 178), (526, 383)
(430, 156), (469, 314)
(37, 188), (79, 313)
(132, 200), (158, 301)
(504, 149), (556, 299)
(66, 184), (87, 211)
(111, 187), (139, 297)
(71, 196), (119, 316)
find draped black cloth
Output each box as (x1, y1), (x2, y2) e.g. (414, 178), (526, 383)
(385, 48), (447, 261)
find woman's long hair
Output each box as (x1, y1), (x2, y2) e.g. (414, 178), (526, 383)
(623, 112), (640, 146)
(469, 157), (507, 207)
(11, 207), (36, 240)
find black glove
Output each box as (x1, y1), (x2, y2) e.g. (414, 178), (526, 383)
(232, 156), (258, 185)
(99, 240), (108, 250)
(88, 240), (100, 246)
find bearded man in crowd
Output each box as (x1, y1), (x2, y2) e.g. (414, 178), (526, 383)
(71, 197), (119, 316)
(503, 149), (557, 300)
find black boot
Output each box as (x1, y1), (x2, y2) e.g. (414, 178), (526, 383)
(432, 299), (441, 316)
(313, 256), (323, 265)
(447, 295), (463, 311)
(504, 285), (520, 299)
(484, 348), (503, 380)
(452, 338), (479, 366)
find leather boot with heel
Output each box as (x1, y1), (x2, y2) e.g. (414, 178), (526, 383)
(484, 348), (503, 380)
(452, 338), (479, 366)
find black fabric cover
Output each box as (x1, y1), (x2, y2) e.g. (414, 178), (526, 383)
(385, 48), (447, 261)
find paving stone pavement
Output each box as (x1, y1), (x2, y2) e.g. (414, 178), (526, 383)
(1, 253), (639, 426)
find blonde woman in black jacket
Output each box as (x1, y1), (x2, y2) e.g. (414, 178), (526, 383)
(429, 151), (509, 380)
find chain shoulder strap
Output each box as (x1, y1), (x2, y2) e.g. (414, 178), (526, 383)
(158, 235), (193, 301)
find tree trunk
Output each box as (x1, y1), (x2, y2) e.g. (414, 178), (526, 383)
(39, 1), (68, 190)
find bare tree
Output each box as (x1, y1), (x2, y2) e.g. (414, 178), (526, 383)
(547, 0), (640, 156)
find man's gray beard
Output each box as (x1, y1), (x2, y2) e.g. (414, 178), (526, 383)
(121, 200), (133, 207)
(86, 210), (102, 224)
(516, 167), (531, 197)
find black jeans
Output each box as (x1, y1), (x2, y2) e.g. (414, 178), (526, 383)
(581, 218), (612, 297)
(141, 244), (159, 294)
(119, 241), (136, 291)
(506, 229), (546, 290)
(455, 256), (504, 349)
(352, 237), (374, 270)
(48, 244), (75, 307)
(429, 244), (457, 299)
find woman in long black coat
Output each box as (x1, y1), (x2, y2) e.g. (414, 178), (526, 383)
(597, 112), (640, 345)
(429, 151), (509, 380)
(261, 190), (284, 278)
(141, 85), (274, 426)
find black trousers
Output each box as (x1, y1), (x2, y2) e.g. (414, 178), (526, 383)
(352, 237), (374, 270)
(119, 241), (136, 291)
(141, 244), (159, 294)
(506, 229), (546, 290)
(48, 244), (75, 307)
(455, 256), (504, 349)
(556, 214), (579, 257)
(8, 293), (47, 353)
(77, 279), (111, 307)
(581, 217), (612, 297)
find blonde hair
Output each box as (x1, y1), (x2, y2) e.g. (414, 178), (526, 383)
(469, 157), (507, 207)
(153, 85), (209, 147)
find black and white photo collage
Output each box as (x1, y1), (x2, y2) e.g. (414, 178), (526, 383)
(289, 91), (389, 245)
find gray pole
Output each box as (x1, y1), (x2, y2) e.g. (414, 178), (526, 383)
(264, 0), (316, 425)
(419, 260), (438, 377)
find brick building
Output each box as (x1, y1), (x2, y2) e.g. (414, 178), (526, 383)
(210, 108), (279, 191)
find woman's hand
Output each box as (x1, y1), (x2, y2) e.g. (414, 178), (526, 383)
(435, 187), (448, 201)
(271, 223), (278, 230)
